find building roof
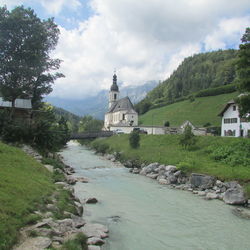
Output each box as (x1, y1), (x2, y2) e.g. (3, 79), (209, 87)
(0, 97), (32, 109)
(108, 96), (136, 113)
(218, 99), (235, 116)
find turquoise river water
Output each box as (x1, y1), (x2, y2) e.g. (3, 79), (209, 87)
(60, 141), (250, 250)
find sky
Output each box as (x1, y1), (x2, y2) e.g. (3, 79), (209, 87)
(1, 0), (250, 99)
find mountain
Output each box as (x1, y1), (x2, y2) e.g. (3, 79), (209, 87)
(46, 81), (158, 119)
(136, 49), (238, 114)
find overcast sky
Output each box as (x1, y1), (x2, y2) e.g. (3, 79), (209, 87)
(1, 0), (250, 99)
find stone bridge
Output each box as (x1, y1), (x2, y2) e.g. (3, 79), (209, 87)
(70, 131), (114, 140)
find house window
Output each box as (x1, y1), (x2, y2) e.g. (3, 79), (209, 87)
(224, 130), (236, 136)
(240, 117), (248, 122)
(224, 118), (237, 124)
(233, 105), (236, 111)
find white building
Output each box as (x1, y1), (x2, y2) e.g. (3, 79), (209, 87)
(219, 99), (250, 137)
(104, 73), (138, 130)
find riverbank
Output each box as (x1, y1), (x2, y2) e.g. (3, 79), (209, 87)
(0, 142), (54, 249)
(0, 141), (108, 250)
(61, 141), (250, 250)
(90, 134), (250, 199)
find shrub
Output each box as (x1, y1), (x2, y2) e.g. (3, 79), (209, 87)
(209, 140), (250, 167)
(129, 131), (140, 148)
(179, 125), (197, 149)
(195, 84), (236, 97)
(189, 95), (195, 102)
(164, 121), (170, 127)
(203, 122), (211, 127)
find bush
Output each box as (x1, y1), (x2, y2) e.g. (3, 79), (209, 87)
(91, 142), (110, 154)
(129, 131), (140, 148)
(179, 125), (197, 149)
(195, 84), (236, 97)
(189, 95), (195, 102)
(208, 140), (250, 167)
(164, 121), (170, 127)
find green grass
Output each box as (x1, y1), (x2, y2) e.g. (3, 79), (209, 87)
(0, 142), (54, 250)
(61, 233), (88, 250)
(139, 92), (239, 127)
(92, 135), (250, 197)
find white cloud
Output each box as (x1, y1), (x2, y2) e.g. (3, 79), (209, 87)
(0, 0), (82, 15)
(0, 0), (25, 8)
(1, 0), (250, 99)
(40, 0), (82, 15)
(204, 16), (250, 50)
(50, 0), (250, 99)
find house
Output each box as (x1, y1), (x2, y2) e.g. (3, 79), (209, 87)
(180, 120), (207, 136)
(0, 97), (32, 120)
(104, 73), (138, 130)
(219, 99), (250, 137)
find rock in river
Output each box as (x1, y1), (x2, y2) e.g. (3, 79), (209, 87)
(190, 173), (216, 190)
(223, 187), (247, 205)
(86, 197), (98, 204)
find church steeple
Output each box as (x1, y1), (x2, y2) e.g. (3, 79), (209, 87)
(109, 71), (119, 108)
(110, 71), (119, 91)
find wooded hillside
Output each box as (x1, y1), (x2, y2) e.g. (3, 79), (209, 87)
(136, 49), (238, 114)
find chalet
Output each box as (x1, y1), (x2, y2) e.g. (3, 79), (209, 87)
(219, 99), (250, 137)
(104, 73), (138, 130)
(0, 97), (32, 120)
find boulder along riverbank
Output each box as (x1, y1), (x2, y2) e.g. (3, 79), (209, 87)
(103, 152), (250, 218)
(13, 145), (108, 250)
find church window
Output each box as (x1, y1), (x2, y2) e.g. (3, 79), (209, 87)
(114, 94), (117, 100)
(233, 105), (236, 111)
(122, 114), (125, 120)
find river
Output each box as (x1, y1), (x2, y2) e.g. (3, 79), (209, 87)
(60, 141), (250, 250)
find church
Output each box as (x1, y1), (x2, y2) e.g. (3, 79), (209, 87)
(104, 73), (138, 130)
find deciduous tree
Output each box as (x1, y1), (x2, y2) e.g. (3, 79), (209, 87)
(0, 6), (63, 115)
(236, 28), (250, 117)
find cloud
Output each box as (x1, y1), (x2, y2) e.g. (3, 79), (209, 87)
(0, 0), (25, 8)
(204, 16), (250, 51)
(40, 0), (82, 15)
(0, 0), (82, 15)
(50, 0), (250, 99)
(1, 0), (250, 99)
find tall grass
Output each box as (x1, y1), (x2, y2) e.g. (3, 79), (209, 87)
(0, 142), (54, 249)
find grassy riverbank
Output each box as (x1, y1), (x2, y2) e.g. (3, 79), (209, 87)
(91, 135), (250, 197)
(0, 142), (54, 249)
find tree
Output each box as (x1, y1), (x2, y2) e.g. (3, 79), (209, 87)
(0, 6), (63, 115)
(78, 115), (103, 132)
(179, 125), (197, 149)
(129, 131), (140, 149)
(236, 28), (250, 117)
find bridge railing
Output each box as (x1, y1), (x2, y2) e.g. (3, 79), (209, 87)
(70, 131), (114, 139)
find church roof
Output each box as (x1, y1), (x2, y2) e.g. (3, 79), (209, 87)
(108, 97), (136, 113)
